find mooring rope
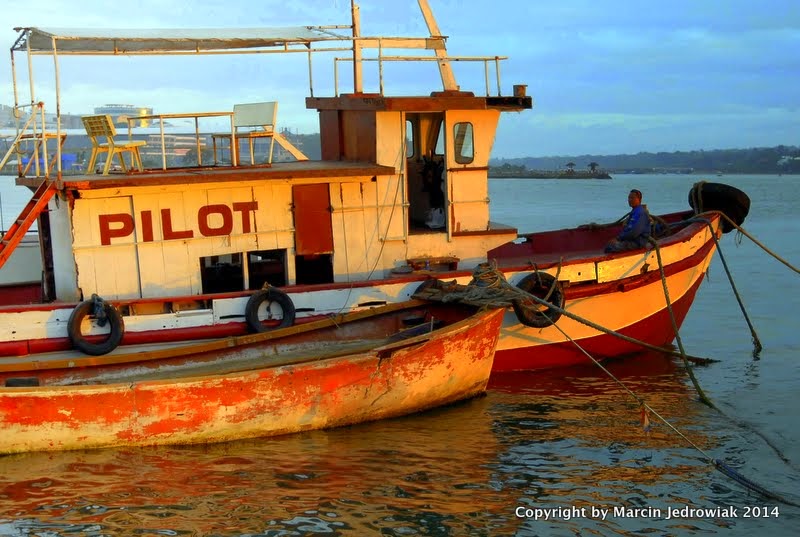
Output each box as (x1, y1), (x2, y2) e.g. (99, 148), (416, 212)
(686, 214), (763, 357)
(647, 237), (715, 407)
(455, 264), (796, 471)
(711, 212), (800, 274)
(547, 317), (800, 507)
(443, 264), (718, 364)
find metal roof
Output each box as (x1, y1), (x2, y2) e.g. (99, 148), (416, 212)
(12, 26), (351, 54)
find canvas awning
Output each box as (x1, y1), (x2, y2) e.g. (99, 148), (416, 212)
(11, 26), (352, 55)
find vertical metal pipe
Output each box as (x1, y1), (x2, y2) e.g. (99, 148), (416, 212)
(26, 36), (40, 176)
(26, 33), (35, 105)
(334, 58), (339, 97)
(10, 49), (19, 112)
(495, 57), (501, 96)
(484, 60), (490, 96)
(52, 36), (63, 176)
(378, 40), (384, 95)
(307, 48), (314, 97)
(351, 0), (362, 93)
(159, 118), (167, 170)
(195, 117), (202, 166)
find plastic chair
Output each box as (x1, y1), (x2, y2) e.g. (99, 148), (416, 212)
(82, 114), (146, 175)
(212, 102), (278, 165)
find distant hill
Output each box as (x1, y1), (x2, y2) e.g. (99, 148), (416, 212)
(491, 146), (800, 175)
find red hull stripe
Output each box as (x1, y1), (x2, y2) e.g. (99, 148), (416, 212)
(492, 272), (705, 371)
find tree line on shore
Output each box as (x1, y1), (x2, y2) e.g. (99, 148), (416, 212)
(491, 145), (800, 175)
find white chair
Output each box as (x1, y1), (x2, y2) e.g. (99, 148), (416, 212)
(212, 102), (278, 165)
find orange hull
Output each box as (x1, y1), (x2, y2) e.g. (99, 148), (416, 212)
(0, 304), (503, 454)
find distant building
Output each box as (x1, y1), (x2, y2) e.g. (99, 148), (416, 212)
(94, 104), (154, 128)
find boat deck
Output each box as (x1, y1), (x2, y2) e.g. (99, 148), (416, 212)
(1, 336), (389, 386)
(16, 160), (397, 190)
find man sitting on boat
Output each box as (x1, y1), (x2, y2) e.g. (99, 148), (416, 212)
(604, 189), (651, 253)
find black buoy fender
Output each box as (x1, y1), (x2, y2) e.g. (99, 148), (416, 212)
(512, 272), (565, 328)
(688, 182), (751, 233)
(67, 296), (125, 356)
(245, 288), (296, 333)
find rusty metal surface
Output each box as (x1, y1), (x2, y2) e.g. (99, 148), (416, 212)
(293, 183), (334, 255)
(0, 307), (503, 454)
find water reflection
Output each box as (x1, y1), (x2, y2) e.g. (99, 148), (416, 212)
(1, 351), (793, 536)
(0, 396), (516, 535)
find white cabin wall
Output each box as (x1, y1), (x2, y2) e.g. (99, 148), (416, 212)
(133, 191), (195, 297)
(445, 109), (500, 232)
(47, 196), (80, 301)
(70, 181), (298, 299)
(328, 111), (409, 281)
(251, 181), (296, 283)
(72, 196), (141, 300)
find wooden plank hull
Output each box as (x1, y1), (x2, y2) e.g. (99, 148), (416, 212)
(0, 305), (503, 454)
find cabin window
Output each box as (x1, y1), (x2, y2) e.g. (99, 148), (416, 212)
(434, 121), (445, 156)
(406, 119), (415, 158)
(247, 249), (287, 289)
(453, 122), (474, 164)
(200, 253), (243, 294)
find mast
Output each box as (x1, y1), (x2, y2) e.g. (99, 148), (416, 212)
(417, 0), (458, 91)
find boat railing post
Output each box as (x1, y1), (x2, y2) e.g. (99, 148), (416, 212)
(52, 35), (63, 178)
(495, 56), (501, 96)
(37, 102), (47, 177)
(159, 117), (167, 170)
(307, 48), (314, 98)
(194, 116), (202, 166)
(378, 39), (384, 95)
(334, 58), (340, 97)
(351, 1), (363, 93)
(484, 60), (490, 96)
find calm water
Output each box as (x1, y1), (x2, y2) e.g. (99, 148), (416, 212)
(1, 174), (799, 536)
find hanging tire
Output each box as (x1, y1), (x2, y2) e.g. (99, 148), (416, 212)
(512, 272), (564, 328)
(245, 288), (296, 333)
(688, 182), (750, 233)
(67, 298), (125, 355)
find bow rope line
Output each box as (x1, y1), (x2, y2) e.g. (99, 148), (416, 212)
(546, 316), (799, 507)
(436, 263), (799, 504)
(647, 236), (714, 407)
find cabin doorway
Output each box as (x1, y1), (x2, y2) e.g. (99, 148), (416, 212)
(406, 113), (447, 235)
(292, 183), (334, 284)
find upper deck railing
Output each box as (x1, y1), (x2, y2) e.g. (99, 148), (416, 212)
(7, 1), (525, 176)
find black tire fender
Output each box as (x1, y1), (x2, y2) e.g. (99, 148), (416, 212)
(245, 288), (296, 333)
(512, 272), (564, 328)
(67, 298), (125, 355)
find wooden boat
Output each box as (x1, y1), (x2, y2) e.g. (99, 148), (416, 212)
(0, 301), (504, 454)
(0, 2), (749, 371)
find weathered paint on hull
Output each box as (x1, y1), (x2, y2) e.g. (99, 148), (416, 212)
(0, 213), (721, 375)
(0, 308), (503, 454)
(492, 272), (705, 371)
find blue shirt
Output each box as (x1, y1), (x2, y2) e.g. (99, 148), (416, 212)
(618, 205), (650, 246)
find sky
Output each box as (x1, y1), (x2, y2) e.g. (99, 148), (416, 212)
(2, 0), (799, 158)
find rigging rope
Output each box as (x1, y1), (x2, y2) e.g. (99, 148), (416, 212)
(451, 263), (795, 472)
(439, 264), (717, 364)
(647, 237), (715, 407)
(547, 316), (799, 507)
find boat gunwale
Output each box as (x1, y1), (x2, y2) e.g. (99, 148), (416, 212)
(0, 301), (497, 383)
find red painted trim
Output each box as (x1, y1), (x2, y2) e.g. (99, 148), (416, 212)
(0, 284), (42, 306)
(565, 235), (715, 300)
(491, 272), (706, 371)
